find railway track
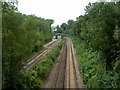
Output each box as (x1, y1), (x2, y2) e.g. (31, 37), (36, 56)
(23, 39), (61, 72)
(43, 37), (86, 88)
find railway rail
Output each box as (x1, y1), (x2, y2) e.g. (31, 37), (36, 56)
(43, 37), (86, 88)
(23, 39), (61, 72)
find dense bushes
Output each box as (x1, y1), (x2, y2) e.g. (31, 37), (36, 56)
(70, 37), (112, 88)
(17, 40), (63, 89)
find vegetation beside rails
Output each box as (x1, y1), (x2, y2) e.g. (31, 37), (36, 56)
(18, 39), (64, 89)
(61, 2), (120, 88)
(70, 36), (119, 88)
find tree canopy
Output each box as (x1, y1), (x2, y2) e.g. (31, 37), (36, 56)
(2, 1), (54, 89)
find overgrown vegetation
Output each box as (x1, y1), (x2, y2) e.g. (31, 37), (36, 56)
(62, 2), (120, 88)
(2, 1), (54, 89)
(2, 0), (120, 89)
(70, 36), (118, 88)
(16, 39), (63, 89)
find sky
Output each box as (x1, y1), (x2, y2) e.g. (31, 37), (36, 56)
(17, 0), (98, 26)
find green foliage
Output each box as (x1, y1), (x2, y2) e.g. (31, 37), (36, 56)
(2, 2), (54, 89)
(56, 25), (63, 33)
(18, 40), (63, 89)
(67, 20), (74, 30)
(66, 2), (120, 88)
(61, 23), (67, 30)
(70, 36), (120, 88)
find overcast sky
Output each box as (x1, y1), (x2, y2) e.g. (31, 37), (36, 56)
(18, 0), (98, 26)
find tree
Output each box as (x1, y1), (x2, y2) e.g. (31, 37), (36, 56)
(46, 19), (54, 29)
(2, 1), (54, 89)
(86, 2), (117, 69)
(61, 23), (67, 30)
(67, 20), (74, 30)
(56, 25), (62, 33)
